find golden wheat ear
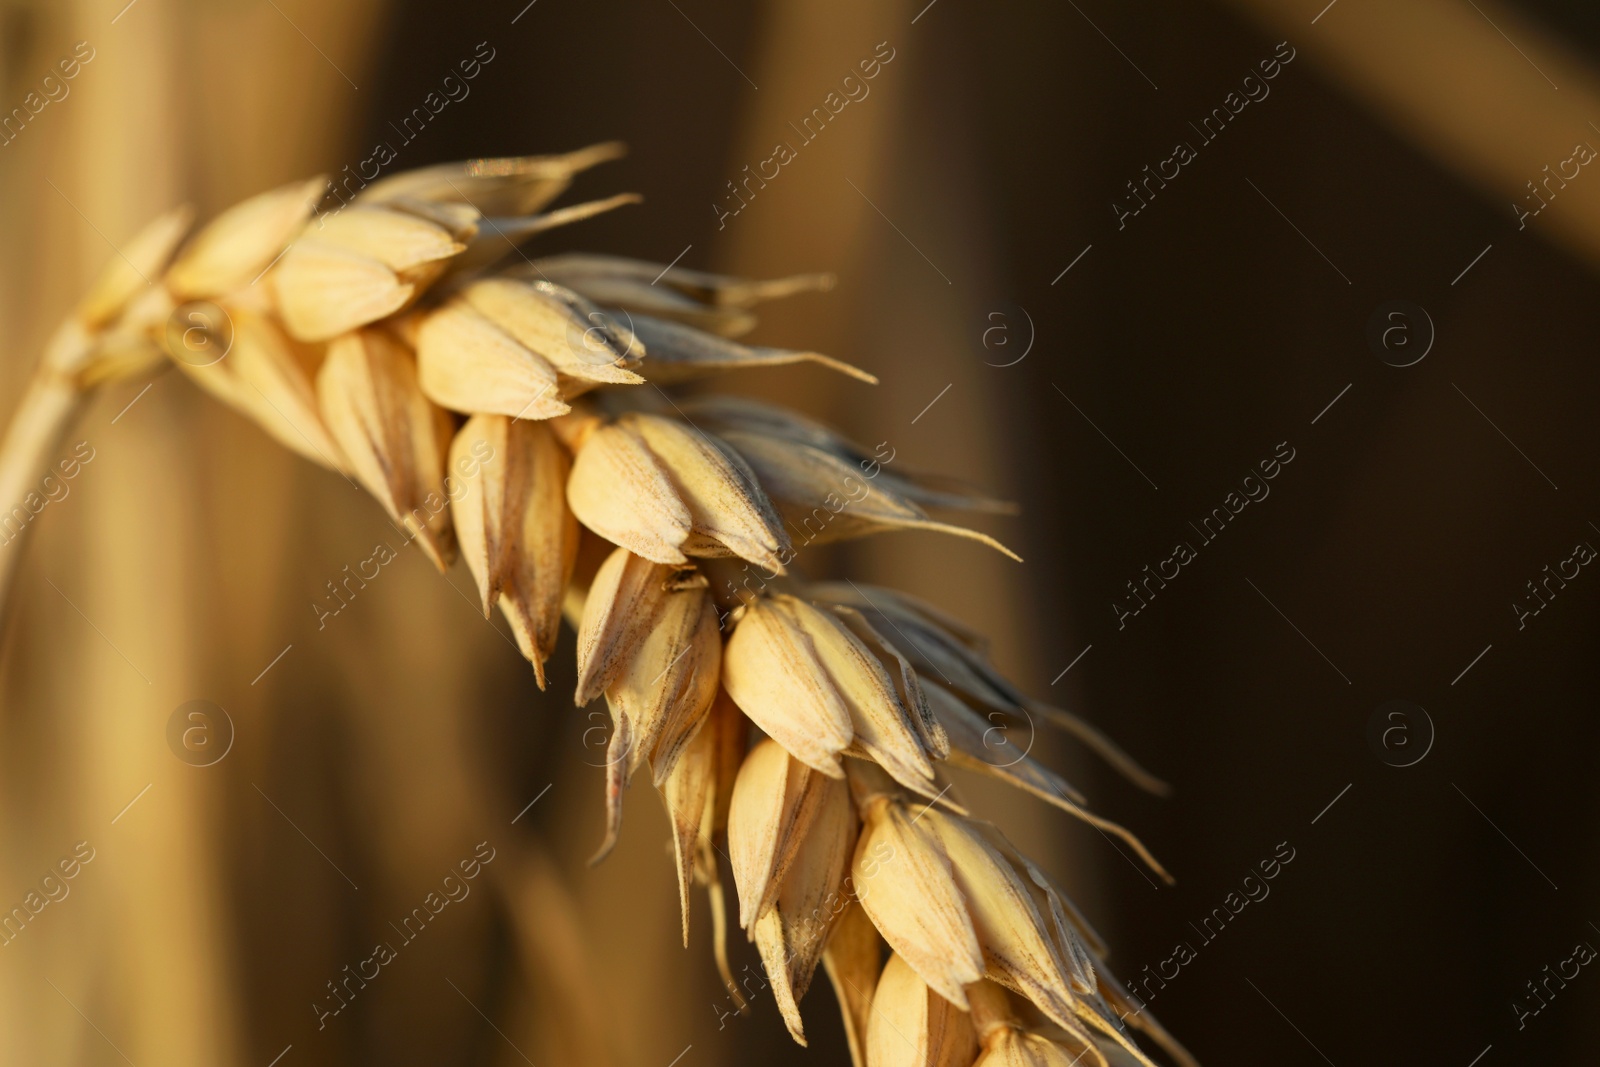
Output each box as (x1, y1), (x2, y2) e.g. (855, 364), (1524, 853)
(0, 149), (1189, 1067)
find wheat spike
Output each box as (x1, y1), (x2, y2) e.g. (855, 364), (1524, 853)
(0, 143), (1196, 1067)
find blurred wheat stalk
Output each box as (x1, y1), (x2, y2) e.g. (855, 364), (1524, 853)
(0, 3), (396, 1065)
(0, 142), (1193, 1067)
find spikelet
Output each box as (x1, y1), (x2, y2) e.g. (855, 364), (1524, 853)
(809, 580), (1169, 795)
(604, 566), (718, 782)
(463, 278), (644, 389)
(317, 327), (457, 569)
(941, 821), (1171, 1067)
(719, 597), (857, 779)
(575, 547), (720, 860)
(865, 954), (979, 1067)
(574, 549), (682, 701)
(275, 202), (471, 342)
(415, 297), (569, 420)
(678, 396), (1020, 559)
(851, 787), (984, 1009)
(841, 761), (1168, 1067)
(752, 765), (857, 1044)
(566, 412), (790, 571)
(921, 809), (1097, 1027)
(166, 177), (325, 298)
(728, 739), (833, 933)
(722, 594), (947, 795)
(77, 206), (193, 329)
(449, 415), (577, 685)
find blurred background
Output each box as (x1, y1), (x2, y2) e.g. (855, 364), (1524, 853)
(1, 0), (1598, 1063)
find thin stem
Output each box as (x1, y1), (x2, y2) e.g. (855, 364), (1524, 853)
(0, 320), (96, 634)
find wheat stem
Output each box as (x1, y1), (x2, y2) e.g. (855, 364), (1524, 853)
(0, 320), (98, 630)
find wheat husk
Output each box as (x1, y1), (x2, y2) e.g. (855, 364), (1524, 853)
(866, 953), (979, 1067)
(317, 326), (456, 568)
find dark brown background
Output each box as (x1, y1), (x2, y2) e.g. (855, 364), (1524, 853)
(353, 0), (1600, 1062)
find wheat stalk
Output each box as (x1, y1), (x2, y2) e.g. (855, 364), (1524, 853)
(0, 143), (1195, 1067)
